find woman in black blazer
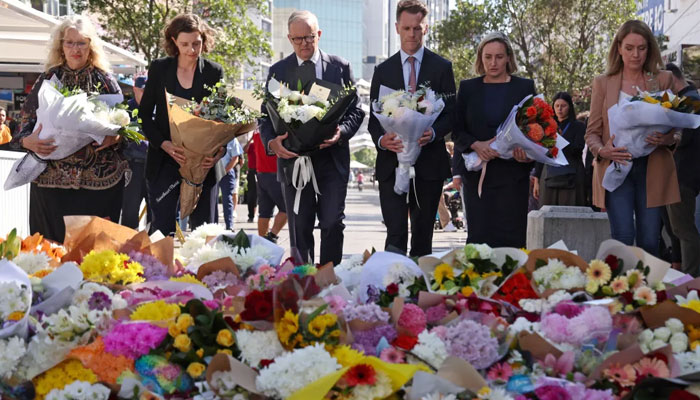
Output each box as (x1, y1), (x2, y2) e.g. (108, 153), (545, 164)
(453, 32), (536, 248)
(140, 13), (224, 236)
(533, 92), (587, 207)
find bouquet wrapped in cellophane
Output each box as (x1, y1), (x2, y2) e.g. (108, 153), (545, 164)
(371, 85), (445, 196)
(603, 89), (700, 192)
(168, 81), (259, 218)
(4, 76), (144, 190)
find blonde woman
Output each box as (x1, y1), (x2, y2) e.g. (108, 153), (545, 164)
(585, 20), (679, 256)
(453, 31), (536, 248)
(12, 15), (127, 241)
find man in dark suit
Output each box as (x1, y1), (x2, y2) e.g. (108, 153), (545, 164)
(368, 0), (456, 257)
(259, 10), (365, 266)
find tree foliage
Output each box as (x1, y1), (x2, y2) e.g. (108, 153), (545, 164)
(433, 0), (636, 109)
(73, 0), (272, 79)
(352, 148), (377, 168)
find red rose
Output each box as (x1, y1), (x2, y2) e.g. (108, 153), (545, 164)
(526, 123), (544, 142)
(240, 289), (274, 321)
(392, 334), (419, 350)
(386, 283), (399, 295)
(620, 291), (634, 304)
(605, 254), (620, 272)
(549, 147), (559, 157)
(525, 106), (538, 120)
(259, 359), (275, 369)
(657, 290), (668, 303)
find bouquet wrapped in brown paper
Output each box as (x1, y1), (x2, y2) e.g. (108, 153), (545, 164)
(168, 83), (258, 218)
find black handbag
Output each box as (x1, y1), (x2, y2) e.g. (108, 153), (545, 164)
(545, 173), (576, 189)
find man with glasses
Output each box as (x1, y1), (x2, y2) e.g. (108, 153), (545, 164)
(260, 10), (364, 266)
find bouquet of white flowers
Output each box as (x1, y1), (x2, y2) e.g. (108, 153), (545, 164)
(372, 85), (445, 195)
(4, 76), (143, 190)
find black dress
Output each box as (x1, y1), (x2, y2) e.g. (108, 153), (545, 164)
(12, 66), (128, 242)
(453, 76), (536, 248)
(139, 56), (223, 236)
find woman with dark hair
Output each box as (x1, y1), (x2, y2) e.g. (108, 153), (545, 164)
(454, 31), (536, 248)
(140, 13), (224, 236)
(533, 92), (586, 206)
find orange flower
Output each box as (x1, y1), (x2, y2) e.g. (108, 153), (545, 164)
(526, 106), (538, 121)
(526, 123), (544, 141)
(21, 233), (43, 252)
(68, 337), (135, 384)
(545, 118), (558, 137)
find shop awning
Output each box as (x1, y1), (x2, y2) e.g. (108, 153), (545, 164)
(0, 0), (147, 74)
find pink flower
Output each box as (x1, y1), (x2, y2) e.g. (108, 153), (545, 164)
(633, 286), (658, 306)
(397, 303), (427, 336)
(430, 326), (448, 340)
(542, 351), (575, 377)
(323, 295), (347, 315)
(487, 362), (513, 382)
(379, 347), (405, 364)
(603, 364), (637, 387)
(633, 357), (670, 379)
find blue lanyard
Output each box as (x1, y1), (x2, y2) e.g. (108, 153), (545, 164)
(560, 122), (571, 136)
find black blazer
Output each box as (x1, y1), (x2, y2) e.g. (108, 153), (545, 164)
(368, 48), (456, 182)
(534, 119), (586, 178)
(139, 56), (224, 181)
(259, 50), (365, 183)
(453, 75), (536, 186)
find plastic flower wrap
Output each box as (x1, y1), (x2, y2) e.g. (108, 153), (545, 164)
(0, 259), (32, 340)
(371, 84), (446, 195)
(603, 89), (700, 191)
(358, 251), (427, 303)
(186, 230), (284, 275)
(79, 249), (145, 285)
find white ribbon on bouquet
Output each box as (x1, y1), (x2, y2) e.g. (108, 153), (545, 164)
(463, 94), (570, 197)
(291, 155), (320, 214)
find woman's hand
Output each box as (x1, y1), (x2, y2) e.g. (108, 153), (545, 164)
(513, 146), (531, 163)
(94, 135), (121, 152)
(21, 124), (57, 156)
(161, 140), (187, 165)
(532, 176), (540, 200)
(598, 135), (631, 164)
(470, 138), (498, 161)
(201, 146), (225, 169)
(645, 131), (676, 147)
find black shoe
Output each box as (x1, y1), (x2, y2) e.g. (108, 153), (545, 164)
(264, 232), (279, 244)
(247, 218), (254, 223)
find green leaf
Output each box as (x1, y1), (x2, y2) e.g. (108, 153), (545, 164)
(535, 259), (547, 269)
(221, 229), (250, 250)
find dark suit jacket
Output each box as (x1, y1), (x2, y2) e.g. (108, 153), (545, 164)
(139, 56), (224, 181)
(534, 119), (586, 178)
(453, 75), (536, 186)
(259, 50), (365, 184)
(675, 84), (700, 191)
(368, 48), (456, 182)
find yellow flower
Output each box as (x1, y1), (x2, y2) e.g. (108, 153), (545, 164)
(478, 386), (492, 396)
(333, 345), (365, 367)
(79, 249), (145, 285)
(482, 271), (502, 279)
(587, 259), (612, 285)
(176, 313), (195, 331)
(520, 248), (531, 255)
(585, 279), (599, 294)
(130, 300), (181, 321)
(217, 348), (233, 355)
(661, 101), (673, 108)
(691, 340), (699, 351)
(216, 329), (235, 347)
(461, 286), (474, 297)
(173, 334), (192, 352)
(7, 311), (24, 321)
(196, 348), (204, 358)
(643, 95), (660, 104)
(168, 323), (181, 338)
(682, 300), (700, 314)
(276, 310), (299, 348)
(169, 275), (206, 286)
(465, 268), (480, 280)
(308, 315), (328, 338)
(186, 362), (206, 378)
(434, 263), (454, 284)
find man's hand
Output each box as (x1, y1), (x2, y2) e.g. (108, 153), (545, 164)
(470, 138), (498, 161)
(270, 133), (299, 159)
(418, 129), (432, 147)
(513, 146), (532, 163)
(320, 126), (341, 149)
(94, 135), (121, 152)
(379, 132), (404, 153)
(161, 140), (187, 165)
(202, 146), (226, 169)
(22, 124), (57, 156)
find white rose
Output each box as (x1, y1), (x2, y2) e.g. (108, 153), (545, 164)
(654, 327), (672, 342)
(650, 339), (667, 351)
(670, 332), (688, 353)
(665, 318), (685, 334)
(288, 91), (302, 102)
(417, 99), (434, 115)
(638, 329), (654, 345)
(110, 109), (131, 127)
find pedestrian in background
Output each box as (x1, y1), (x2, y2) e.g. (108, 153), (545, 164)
(218, 137), (243, 230)
(245, 134), (257, 223)
(0, 107), (11, 145)
(251, 130), (287, 243)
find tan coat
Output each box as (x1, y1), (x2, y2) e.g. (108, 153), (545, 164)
(584, 71), (680, 209)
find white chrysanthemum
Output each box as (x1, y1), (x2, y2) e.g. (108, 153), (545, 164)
(0, 337), (26, 378)
(73, 282), (125, 310)
(46, 381), (110, 400)
(186, 241), (237, 274)
(109, 109), (131, 127)
(232, 245), (272, 272)
(15, 335), (76, 380)
(481, 387), (515, 400)
(676, 347), (700, 376)
(0, 281), (30, 319)
(236, 330), (286, 367)
(665, 318), (685, 334)
(412, 331), (449, 369)
(422, 394), (457, 400)
(473, 243), (495, 260)
(12, 252), (51, 274)
(177, 237), (207, 264)
(638, 329), (654, 345)
(188, 223), (227, 240)
(256, 343), (341, 399)
(508, 317), (541, 335)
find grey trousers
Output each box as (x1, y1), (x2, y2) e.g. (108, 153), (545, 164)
(667, 184), (700, 276)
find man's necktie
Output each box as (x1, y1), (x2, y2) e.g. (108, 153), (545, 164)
(407, 56), (417, 93)
(298, 60), (316, 87)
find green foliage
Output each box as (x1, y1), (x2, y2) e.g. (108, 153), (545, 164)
(73, 0), (273, 79)
(351, 147), (377, 168)
(0, 229), (20, 260)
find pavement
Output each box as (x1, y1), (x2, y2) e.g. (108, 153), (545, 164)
(225, 185), (467, 260)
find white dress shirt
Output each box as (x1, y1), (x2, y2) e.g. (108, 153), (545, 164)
(296, 49), (323, 79)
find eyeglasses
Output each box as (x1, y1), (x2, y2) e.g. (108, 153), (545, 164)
(63, 40), (90, 49)
(289, 35), (316, 45)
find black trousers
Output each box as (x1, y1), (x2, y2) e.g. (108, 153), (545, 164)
(30, 178), (124, 243)
(379, 175), (443, 257)
(463, 174), (529, 248)
(147, 163), (217, 236)
(246, 168), (257, 220)
(121, 159), (150, 229)
(282, 158), (347, 266)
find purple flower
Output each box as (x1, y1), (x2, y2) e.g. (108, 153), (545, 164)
(352, 324), (397, 355)
(202, 270), (240, 289)
(425, 303), (449, 324)
(129, 251), (169, 281)
(366, 285), (380, 303)
(343, 303), (390, 323)
(88, 291), (112, 311)
(444, 319), (499, 369)
(553, 301), (582, 318)
(104, 322), (168, 359)
(534, 385), (572, 400)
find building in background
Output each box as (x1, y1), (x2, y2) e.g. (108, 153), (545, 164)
(271, 0), (363, 80)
